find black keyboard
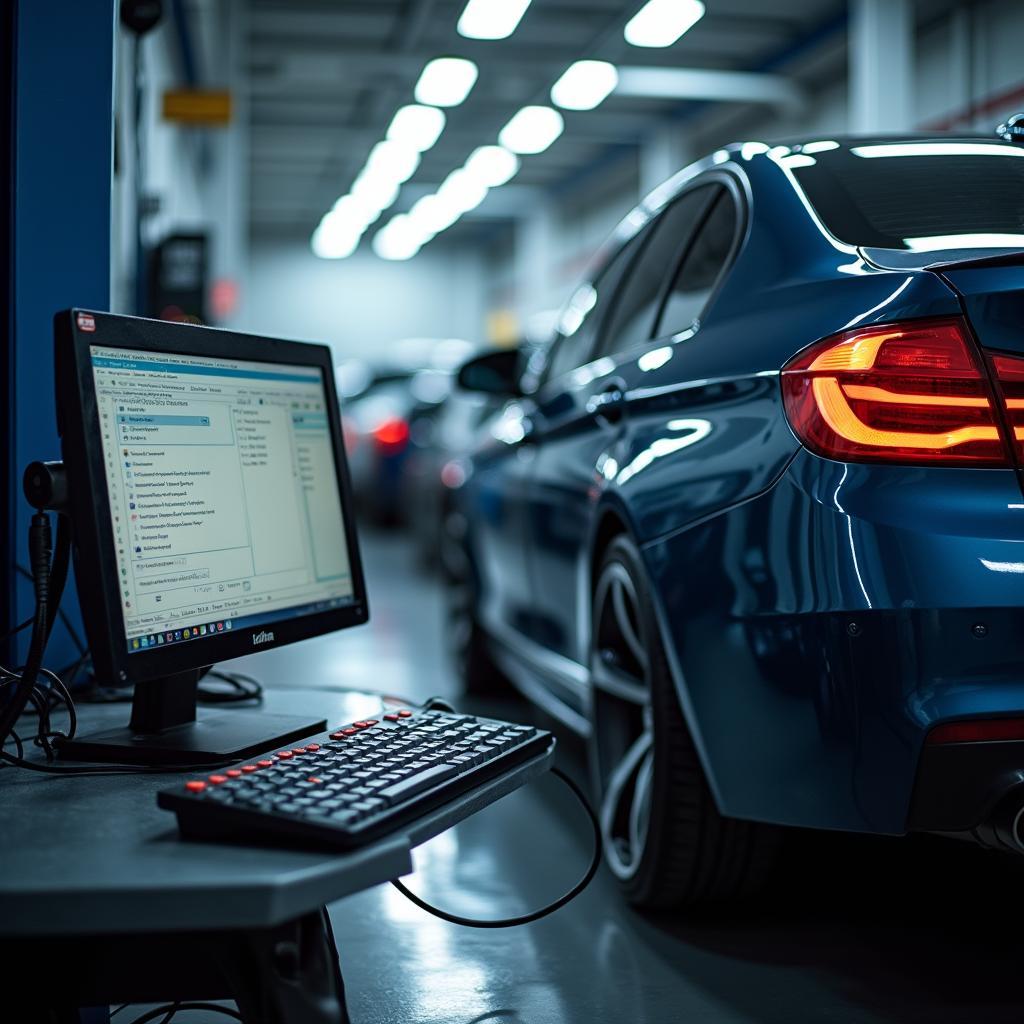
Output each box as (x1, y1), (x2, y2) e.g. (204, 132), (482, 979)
(158, 708), (553, 848)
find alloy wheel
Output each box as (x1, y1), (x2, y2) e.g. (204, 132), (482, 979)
(589, 559), (655, 881)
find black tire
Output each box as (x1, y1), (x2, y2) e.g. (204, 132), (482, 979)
(588, 535), (781, 910)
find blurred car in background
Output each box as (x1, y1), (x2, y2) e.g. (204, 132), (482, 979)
(339, 341), (476, 525)
(342, 371), (432, 524)
(401, 342), (549, 567)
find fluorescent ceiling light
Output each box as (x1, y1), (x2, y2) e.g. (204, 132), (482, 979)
(624, 0), (705, 48)
(365, 139), (421, 183)
(463, 145), (519, 186)
(550, 60), (618, 111)
(903, 233), (1024, 252)
(311, 214), (361, 260)
(350, 172), (401, 214)
(438, 168), (489, 214)
(408, 194), (461, 237)
(373, 214), (421, 261)
(414, 57), (479, 107)
(330, 195), (378, 230)
(387, 104), (446, 152)
(457, 0), (531, 39)
(498, 105), (564, 154)
(852, 143), (1024, 159)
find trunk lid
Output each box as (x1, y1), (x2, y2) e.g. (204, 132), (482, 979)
(926, 250), (1024, 356)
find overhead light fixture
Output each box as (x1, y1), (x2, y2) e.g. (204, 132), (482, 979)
(311, 212), (361, 260)
(498, 105), (564, 154)
(329, 195), (378, 231)
(550, 60), (618, 111)
(350, 172), (401, 216)
(624, 0), (705, 48)
(386, 104), (446, 153)
(408, 194), (461, 238)
(373, 214), (421, 261)
(414, 57), (479, 107)
(463, 145), (519, 186)
(438, 168), (489, 214)
(457, 0), (531, 40)
(365, 139), (421, 184)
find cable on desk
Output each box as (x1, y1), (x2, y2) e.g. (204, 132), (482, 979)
(126, 1002), (241, 1024)
(390, 765), (602, 928)
(16, 561), (87, 655)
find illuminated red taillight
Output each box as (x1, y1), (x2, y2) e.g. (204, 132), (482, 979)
(781, 319), (1011, 466)
(990, 353), (1024, 461)
(926, 717), (1024, 745)
(372, 417), (410, 454)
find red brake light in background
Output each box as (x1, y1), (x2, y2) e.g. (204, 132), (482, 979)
(372, 416), (410, 454)
(781, 319), (1011, 466)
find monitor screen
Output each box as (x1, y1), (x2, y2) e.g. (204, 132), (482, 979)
(89, 344), (356, 655)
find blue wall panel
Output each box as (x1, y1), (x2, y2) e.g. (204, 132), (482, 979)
(11, 0), (114, 667)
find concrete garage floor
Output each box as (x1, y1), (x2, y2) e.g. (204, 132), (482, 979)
(121, 530), (1024, 1024)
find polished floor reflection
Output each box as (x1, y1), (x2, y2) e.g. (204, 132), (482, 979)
(331, 531), (1024, 1024)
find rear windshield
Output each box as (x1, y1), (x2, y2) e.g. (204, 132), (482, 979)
(789, 141), (1024, 252)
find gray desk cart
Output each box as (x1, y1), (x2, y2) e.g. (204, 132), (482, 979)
(0, 685), (553, 1022)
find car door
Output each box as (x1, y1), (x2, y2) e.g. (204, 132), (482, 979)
(523, 185), (721, 680)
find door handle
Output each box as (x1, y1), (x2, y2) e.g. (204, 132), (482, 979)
(587, 381), (626, 424)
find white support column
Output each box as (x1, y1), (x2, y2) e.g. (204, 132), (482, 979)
(639, 125), (691, 199)
(849, 0), (914, 132)
(204, 0), (248, 327)
(514, 200), (558, 324)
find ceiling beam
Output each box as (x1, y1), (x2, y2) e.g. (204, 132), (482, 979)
(615, 66), (805, 112)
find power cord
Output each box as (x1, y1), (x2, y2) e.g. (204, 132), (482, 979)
(390, 765), (601, 928)
(126, 1002), (240, 1024)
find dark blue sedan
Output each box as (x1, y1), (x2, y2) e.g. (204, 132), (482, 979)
(448, 132), (1024, 909)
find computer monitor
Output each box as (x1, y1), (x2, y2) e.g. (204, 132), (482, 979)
(52, 309), (368, 764)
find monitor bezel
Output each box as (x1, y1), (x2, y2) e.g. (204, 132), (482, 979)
(54, 309), (369, 687)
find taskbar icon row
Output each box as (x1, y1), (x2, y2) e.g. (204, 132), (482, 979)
(129, 619), (233, 652)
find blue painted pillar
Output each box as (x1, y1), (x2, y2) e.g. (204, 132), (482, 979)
(9, 0), (115, 667)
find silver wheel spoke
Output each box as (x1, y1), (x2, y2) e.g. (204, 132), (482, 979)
(611, 575), (648, 671)
(628, 749), (654, 861)
(600, 729), (653, 878)
(592, 555), (656, 882)
(591, 656), (648, 706)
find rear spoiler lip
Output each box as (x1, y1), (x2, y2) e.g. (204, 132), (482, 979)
(859, 246), (1024, 273)
(924, 249), (1024, 272)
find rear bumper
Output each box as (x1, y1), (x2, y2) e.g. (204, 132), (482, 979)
(642, 450), (1024, 835)
(908, 738), (1024, 833)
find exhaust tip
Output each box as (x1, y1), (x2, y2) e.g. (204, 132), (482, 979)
(989, 795), (1024, 853)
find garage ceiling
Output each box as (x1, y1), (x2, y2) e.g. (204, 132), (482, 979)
(246, 0), (849, 237)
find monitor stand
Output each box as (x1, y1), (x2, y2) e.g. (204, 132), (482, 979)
(54, 670), (327, 766)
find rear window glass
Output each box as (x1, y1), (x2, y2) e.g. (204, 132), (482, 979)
(789, 142), (1024, 252)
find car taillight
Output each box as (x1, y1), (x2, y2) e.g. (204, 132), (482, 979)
(372, 416), (410, 454)
(781, 319), (1011, 466)
(991, 353), (1024, 460)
